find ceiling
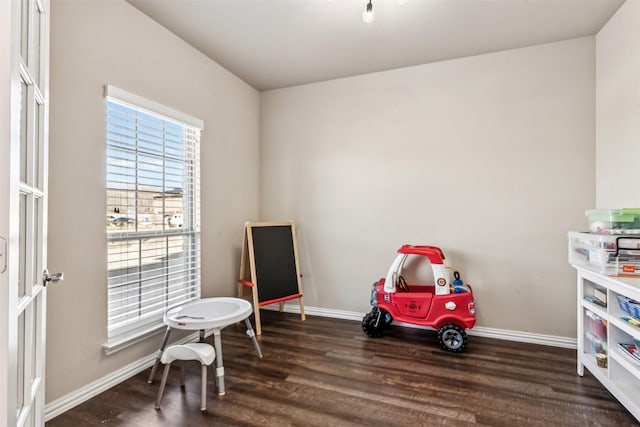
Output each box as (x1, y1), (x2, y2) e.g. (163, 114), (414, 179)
(126, 0), (624, 91)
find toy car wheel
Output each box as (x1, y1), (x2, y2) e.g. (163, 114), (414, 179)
(362, 308), (390, 338)
(437, 324), (468, 352)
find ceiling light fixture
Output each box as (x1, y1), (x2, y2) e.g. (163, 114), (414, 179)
(362, 0), (374, 23)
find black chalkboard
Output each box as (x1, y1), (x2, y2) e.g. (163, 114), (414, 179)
(238, 221), (305, 335)
(251, 225), (299, 303)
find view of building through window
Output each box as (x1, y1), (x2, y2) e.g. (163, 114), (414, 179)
(106, 188), (184, 230)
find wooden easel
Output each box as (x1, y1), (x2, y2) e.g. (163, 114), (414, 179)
(238, 221), (305, 335)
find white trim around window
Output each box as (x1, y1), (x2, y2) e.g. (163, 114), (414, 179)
(103, 85), (202, 354)
(104, 85), (204, 130)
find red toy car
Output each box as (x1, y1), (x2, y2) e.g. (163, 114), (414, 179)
(362, 245), (476, 352)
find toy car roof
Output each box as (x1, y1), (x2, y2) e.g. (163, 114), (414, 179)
(397, 245), (445, 264)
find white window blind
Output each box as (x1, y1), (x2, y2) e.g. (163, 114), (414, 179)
(104, 86), (202, 353)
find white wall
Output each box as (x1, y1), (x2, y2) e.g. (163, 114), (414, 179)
(47, 0), (260, 402)
(260, 37), (595, 338)
(596, 0), (640, 208)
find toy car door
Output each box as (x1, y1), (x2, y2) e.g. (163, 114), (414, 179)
(392, 292), (433, 319)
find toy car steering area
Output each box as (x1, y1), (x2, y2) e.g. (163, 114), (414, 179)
(362, 245), (476, 352)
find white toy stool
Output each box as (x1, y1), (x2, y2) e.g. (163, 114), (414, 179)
(154, 342), (216, 411)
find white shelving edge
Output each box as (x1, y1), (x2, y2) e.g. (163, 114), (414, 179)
(573, 265), (640, 421)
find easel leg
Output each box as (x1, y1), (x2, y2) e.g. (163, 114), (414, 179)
(213, 329), (225, 396)
(244, 318), (263, 358)
(148, 326), (172, 384)
(299, 296), (306, 321)
(254, 307), (262, 336)
(279, 302), (284, 313)
(252, 286), (262, 336)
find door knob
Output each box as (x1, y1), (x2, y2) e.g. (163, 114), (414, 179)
(43, 269), (64, 286)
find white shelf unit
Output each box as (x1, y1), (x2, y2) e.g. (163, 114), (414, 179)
(574, 265), (640, 421)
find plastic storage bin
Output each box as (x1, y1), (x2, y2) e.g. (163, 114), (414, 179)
(586, 331), (607, 356)
(568, 231), (640, 276)
(617, 295), (640, 319)
(586, 309), (607, 340)
(586, 209), (640, 234)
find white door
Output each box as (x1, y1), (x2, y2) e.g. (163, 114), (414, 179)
(1, 0), (54, 425)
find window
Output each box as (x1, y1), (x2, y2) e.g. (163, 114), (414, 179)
(104, 85), (203, 353)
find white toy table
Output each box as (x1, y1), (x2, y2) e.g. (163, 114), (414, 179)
(148, 297), (263, 395)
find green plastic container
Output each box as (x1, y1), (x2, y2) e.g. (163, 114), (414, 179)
(587, 209), (640, 233)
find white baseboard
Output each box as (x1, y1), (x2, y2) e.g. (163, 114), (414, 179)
(264, 303), (577, 349)
(467, 325), (576, 349)
(45, 303), (576, 421)
(44, 331), (202, 422)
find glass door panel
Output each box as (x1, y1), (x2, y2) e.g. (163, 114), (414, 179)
(19, 194), (27, 299)
(31, 297), (40, 385)
(16, 312), (25, 413)
(34, 102), (42, 187)
(20, 0), (29, 60)
(32, 6), (42, 87)
(20, 80), (28, 183)
(33, 197), (41, 285)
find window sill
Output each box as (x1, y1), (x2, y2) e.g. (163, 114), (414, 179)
(102, 323), (167, 356)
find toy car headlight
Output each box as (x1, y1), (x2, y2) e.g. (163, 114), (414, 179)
(370, 287), (377, 306)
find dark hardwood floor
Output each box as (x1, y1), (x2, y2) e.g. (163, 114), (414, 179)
(47, 311), (638, 426)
